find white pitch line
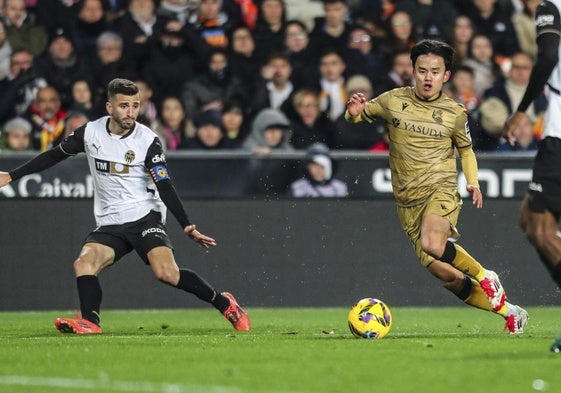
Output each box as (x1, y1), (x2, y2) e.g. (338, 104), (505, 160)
(0, 375), (243, 393)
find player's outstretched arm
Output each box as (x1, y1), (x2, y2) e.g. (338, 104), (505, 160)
(0, 171), (12, 188)
(184, 224), (217, 249)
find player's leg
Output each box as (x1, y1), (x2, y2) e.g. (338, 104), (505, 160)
(519, 196), (561, 286)
(147, 246), (251, 331)
(421, 194), (507, 312)
(55, 242), (116, 334)
(519, 196), (561, 347)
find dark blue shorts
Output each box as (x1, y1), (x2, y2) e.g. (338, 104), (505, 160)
(84, 210), (174, 264)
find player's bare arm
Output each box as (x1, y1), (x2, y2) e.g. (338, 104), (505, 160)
(184, 224), (217, 248)
(346, 92), (366, 117)
(0, 171), (12, 188)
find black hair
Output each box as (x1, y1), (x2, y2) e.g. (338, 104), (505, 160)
(107, 78), (139, 101)
(410, 39), (455, 71)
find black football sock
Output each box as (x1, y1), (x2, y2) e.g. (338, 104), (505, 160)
(76, 275), (102, 325)
(176, 269), (230, 312)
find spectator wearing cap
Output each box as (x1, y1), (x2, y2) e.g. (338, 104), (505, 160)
(34, 28), (91, 109)
(334, 74), (387, 150)
(3, 0), (48, 56)
(243, 107), (293, 155)
(289, 142), (348, 197)
(180, 108), (238, 149)
(0, 115), (32, 151)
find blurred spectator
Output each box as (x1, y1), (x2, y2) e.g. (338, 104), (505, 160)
(476, 51), (545, 151)
(512, 0), (539, 60)
(3, 0), (47, 55)
(105, 0), (128, 23)
(283, 19), (318, 90)
(181, 48), (247, 120)
(243, 107), (293, 155)
(34, 28), (91, 109)
(34, 0), (81, 38)
(0, 49), (47, 123)
(111, 0), (159, 77)
(374, 49), (414, 95)
(253, 0), (287, 63)
(221, 99), (249, 145)
(62, 111), (88, 139)
(250, 52), (294, 117)
(444, 65), (480, 148)
(142, 23), (201, 104)
(346, 25), (391, 87)
(308, 0), (360, 59)
(157, 0), (200, 25)
(228, 25), (260, 87)
(180, 108), (238, 149)
(74, 0), (108, 58)
(189, 0), (237, 49)
(231, 0), (258, 29)
(153, 96), (194, 151)
(395, 0), (458, 42)
(67, 78), (96, 119)
(289, 88), (336, 149)
(25, 86), (67, 151)
(495, 112), (538, 152)
(0, 19), (12, 80)
(450, 14), (475, 69)
(317, 49), (347, 122)
(0, 115), (32, 151)
(135, 79), (157, 127)
(385, 9), (417, 52)
(334, 74), (387, 149)
(461, 33), (501, 99)
(290, 142), (348, 197)
(348, 0), (395, 37)
(446, 65), (481, 114)
(463, 0), (519, 58)
(89, 31), (137, 101)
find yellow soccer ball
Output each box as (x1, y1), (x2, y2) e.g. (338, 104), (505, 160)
(347, 298), (392, 339)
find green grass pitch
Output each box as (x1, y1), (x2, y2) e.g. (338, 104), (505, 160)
(1, 307), (560, 393)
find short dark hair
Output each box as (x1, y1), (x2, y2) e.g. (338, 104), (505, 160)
(107, 78), (139, 101)
(410, 39), (455, 71)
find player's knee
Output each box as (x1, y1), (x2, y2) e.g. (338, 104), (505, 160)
(153, 267), (179, 286)
(420, 237), (445, 260)
(73, 256), (96, 276)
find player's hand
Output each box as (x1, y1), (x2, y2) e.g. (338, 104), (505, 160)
(184, 224), (217, 248)
(0, 171), (12, 188)
(466, 185), (483, 209)
(346, 92), (366, 117)
(503, 112), (526, 146)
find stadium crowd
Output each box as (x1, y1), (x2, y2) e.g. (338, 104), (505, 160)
(0, 0), (545, 154)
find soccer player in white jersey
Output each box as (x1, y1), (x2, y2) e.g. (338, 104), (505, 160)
(503, 0), (561, 351)
(0, 78), (251, 334)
